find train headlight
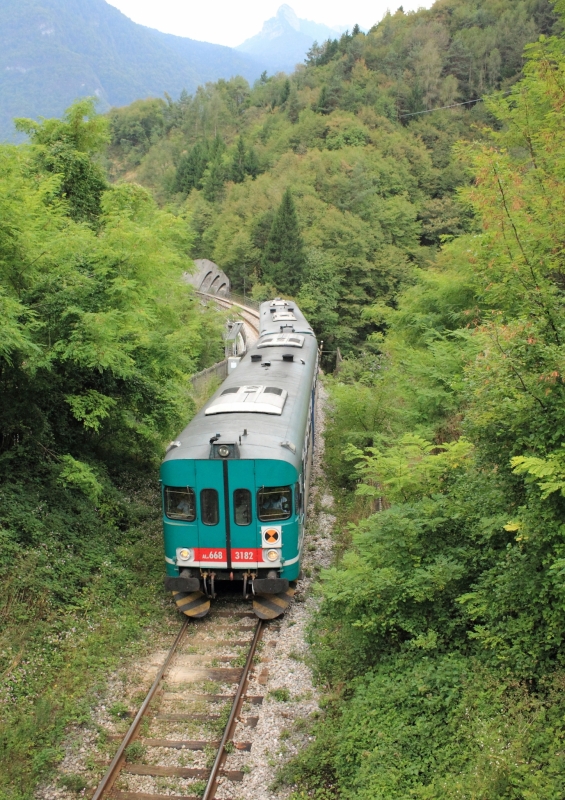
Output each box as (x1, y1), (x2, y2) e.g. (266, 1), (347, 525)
(218, 445), (231, 458)
(265, 549), (280, 563)
(177, 547), (193, 563)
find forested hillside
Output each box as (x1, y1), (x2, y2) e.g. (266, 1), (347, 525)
(106, 0), (559, 354)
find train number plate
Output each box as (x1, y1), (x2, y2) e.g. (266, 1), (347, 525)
(232, 548), (263, 563)
(194, 548), (227, 562)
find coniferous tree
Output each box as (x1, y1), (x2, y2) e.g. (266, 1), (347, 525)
(280, 79), (291, 105)
(244, 146), (260, 179)
(287, 87), (300, 123)
(209, 133), (225, 160)
(201, 158), (226, 202)
(201, 134), (226, 201)
(231, 136), (246, 183)
(314, 86), (331, 115)
(262, 188), (305, 295)
(174, 141), (209, 195)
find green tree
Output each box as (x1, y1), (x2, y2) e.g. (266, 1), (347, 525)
(262, 188), (305, 295)
(201, 134), (226, 201)
(174, 140), (209, 194)
(280, 79), (291, 105)
(15, 98), (109, 223)
(314, 85), (331, 115)
(244, 145), (260, 178)
(287, 86), (300, 123)
(231, 136), (246, 183)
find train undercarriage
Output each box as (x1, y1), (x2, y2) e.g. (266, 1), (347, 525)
(166, 568), (296, 620)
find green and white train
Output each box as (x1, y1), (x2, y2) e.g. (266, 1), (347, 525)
(160, 298), (318, 619)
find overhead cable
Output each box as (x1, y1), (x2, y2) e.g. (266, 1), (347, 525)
(399, 91), (512, 118)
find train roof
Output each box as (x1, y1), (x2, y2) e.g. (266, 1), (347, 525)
(258, 298), (314, 337)
(163, 300), (318, 472)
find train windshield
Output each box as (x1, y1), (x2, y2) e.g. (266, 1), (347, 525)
(164, 487), (196, 521)
(257, 486), (292, 521)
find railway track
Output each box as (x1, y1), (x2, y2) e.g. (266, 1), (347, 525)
(195, 292), (261, 344)
(92, 601), (274, 800)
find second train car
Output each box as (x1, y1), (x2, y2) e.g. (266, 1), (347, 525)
(160, 298), (318, 619)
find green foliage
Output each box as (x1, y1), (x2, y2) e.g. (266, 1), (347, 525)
(109, 701), (130, 719)
(58, 455), (103, 503)
(125, 741), (146, 762)
(262, 188), (305, 295)
(284, 654), (565, 799)
(0, 102), (222, 798)
(109, 98), (167, 165)
(0, 123), (222, 469)
(105, 0), (555, 349)
(269, 687), (291, 702)
(174, 140), (210, 194)
(276, 8), (565, 797)
(346, 434), (474, 504)
(59, 774), (88, 793)
(231, 135), (247, 184)
(15, 98), (109, 223)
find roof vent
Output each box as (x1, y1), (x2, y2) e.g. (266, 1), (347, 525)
(205, 385), (288, 416)
(251, 354), (262, 362)
(273, 312), (296, 322)
(280, 440), (296, 453)
(258, 334), (304, 349)
(282, 353), (294, 362)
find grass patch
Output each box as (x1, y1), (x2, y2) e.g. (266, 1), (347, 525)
(269, 688), (290, 702)
(59, 774), (88, 793)
(125, 741), (146, 763)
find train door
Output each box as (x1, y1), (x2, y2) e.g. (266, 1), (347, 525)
(194, 460), (228, 569)
(227, 460), (260, 569)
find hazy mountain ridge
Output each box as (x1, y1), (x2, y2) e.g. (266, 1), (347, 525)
(0, 0), (265, 140)
(237, 4), (345, 74)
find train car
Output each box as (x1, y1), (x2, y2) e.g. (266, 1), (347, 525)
(160, 298), (318, 619)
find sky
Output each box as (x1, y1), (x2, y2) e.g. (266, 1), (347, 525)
(106, 1), (434, 48)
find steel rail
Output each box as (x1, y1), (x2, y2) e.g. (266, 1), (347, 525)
(202, 619), (264, 800)
(195, 291), (261, 336)
(91, 618), (189, 800)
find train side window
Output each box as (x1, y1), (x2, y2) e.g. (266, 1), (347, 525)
(234, 489), (252, 526)
(295, 481), (303, 516)
(201, 489), (219, 525)
(165, 487), (196, 521)
(257, 486), (292, 521)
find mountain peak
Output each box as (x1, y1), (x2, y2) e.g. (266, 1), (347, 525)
(277, 5), (300, 32)
(237, 5), (344, 73)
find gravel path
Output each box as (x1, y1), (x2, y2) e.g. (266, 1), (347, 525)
(36, 381), (334, 800)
